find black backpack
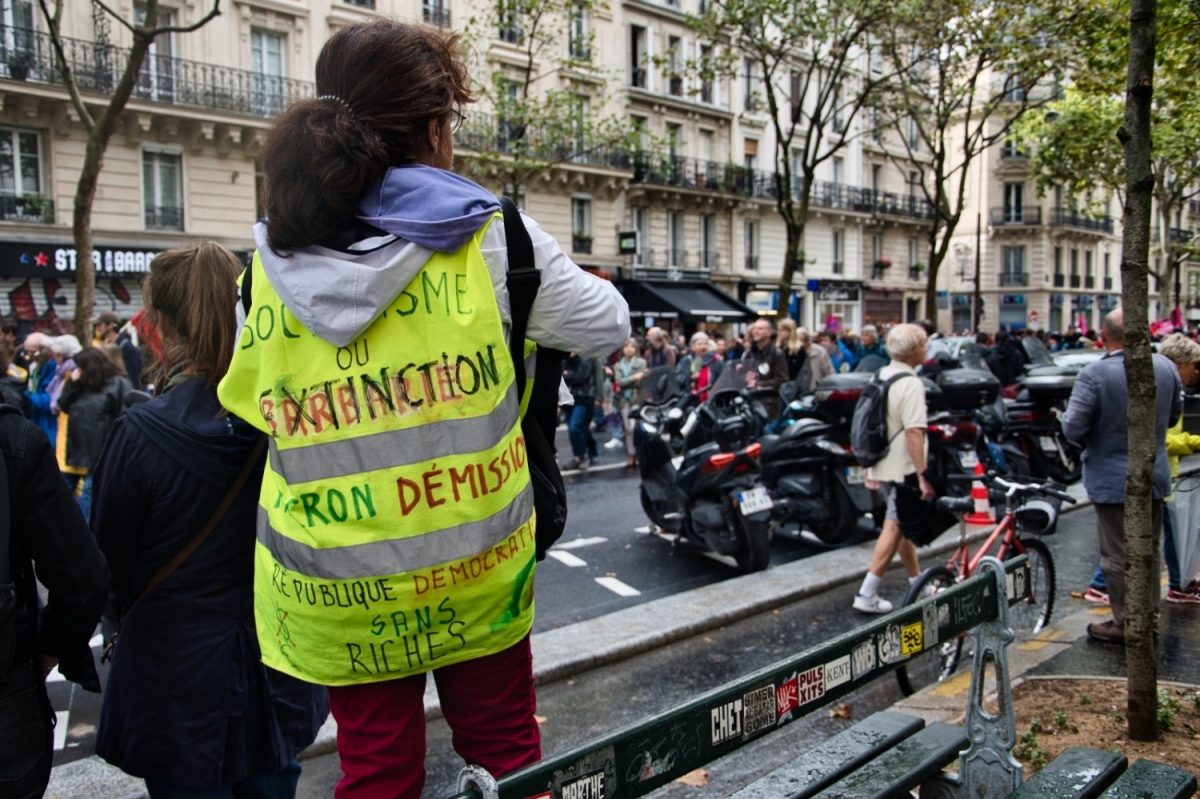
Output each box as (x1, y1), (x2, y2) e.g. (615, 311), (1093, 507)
(849, 372), (917, 467)
(498, 197), (568, 559)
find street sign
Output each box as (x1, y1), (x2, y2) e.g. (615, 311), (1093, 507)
(1028, 309), (1040, 323)
(617, 231), (638, 255)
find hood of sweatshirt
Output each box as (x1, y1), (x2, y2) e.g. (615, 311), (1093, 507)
(124, 378), (260, 487)
(256, 164), (500, 348)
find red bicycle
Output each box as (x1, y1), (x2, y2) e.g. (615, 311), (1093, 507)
(896, 473), (1075, 696)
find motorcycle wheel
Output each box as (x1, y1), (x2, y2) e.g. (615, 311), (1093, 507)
(1005, 450), (1032, 478)
(733, 512), (771, 573)
(1045, 441), (1082, 484)
(809, 480), (858, 545)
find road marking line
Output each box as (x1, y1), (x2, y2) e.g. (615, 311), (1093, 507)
(633, 525), (655, 534)
(547, 550), (588, 568)
(1089, 606), (1111, 615)
(54, 711), (69, 750)
(554, 536), (608, 550)
(595, 576), (641, 597)
(929, 670), (973, 697)
(1016, 627), (1067, 651)
(703, 551), (739, 569)
(561, 462), (629, 476)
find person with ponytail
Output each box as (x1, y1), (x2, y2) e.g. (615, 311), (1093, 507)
(90, 242), (327, 798)
(217, 20), (629, 799)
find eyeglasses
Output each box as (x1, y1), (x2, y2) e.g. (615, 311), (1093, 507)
(450, 108), (466, 134)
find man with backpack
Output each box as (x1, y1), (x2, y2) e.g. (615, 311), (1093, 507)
(850, 324), (934, 613)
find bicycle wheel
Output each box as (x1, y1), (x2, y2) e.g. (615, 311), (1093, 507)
(1008, 537), (1055, 640)
(896, 566), (963, 697)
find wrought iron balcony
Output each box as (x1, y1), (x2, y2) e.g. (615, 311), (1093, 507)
(700, 251), (719, 269)
(1152, 227), (1195, 244)
(1050, 208), (1113, 233)
(1053, 273), (1065, 287)
(1085, 275), (1095, 289)
(665, 249), (687, 267)
(631, 155), (778, 200)
(0, 25), (313, 118)
(1070, 274), (1081, 288)
(569, 42), (591, 61)
(572, 234), (592, 254)
(0, 194), (55, 224)
(832, 260), (844, 274)
(630, 67), (647, 88)
(1104, 277), (1113, 290)
(668, 75), (683, 96)
(745, 254), (759, 271)
(700, 83), (713, 103)
(498, 26), (523, 44)
(999, 272), (1028, 286)
(990, 206), (1042, 225)
(145, 205), (184, 230)
(454, 114), (636, 172)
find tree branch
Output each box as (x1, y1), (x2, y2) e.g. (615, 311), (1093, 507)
(36, 0), (96, 133)
(147, 0), (222, 37)
(91, 0), (139, 34)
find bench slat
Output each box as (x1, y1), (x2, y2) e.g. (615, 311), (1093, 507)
(808, 722), (968, 799)
(726, 712), (925, 799)
(1008, 747), (1127, 798)
(1096, 758), (1198, 799)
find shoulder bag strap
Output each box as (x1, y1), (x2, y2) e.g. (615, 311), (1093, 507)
(498, 196), (540, 397)
(131, 435), (266, 607)
(0, 421), (10, 587)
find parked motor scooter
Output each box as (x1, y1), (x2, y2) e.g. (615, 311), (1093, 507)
(632, 366), (774, 573)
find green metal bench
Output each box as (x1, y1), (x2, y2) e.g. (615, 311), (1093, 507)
(445, 557), (1196, 799)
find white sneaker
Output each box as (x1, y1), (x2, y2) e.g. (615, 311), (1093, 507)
(853, 593), (893, 614)
(604, 436), (624, 450)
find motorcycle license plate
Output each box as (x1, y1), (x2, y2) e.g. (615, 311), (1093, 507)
(847, 466), (865, 485)
(737, 487), (774, 516)
(1038, 436), (1057, 453)
(958, 451), (979, 469)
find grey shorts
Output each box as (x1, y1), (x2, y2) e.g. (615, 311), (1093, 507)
(881, 481), (900, 522)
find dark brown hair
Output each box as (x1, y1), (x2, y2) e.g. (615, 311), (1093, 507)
(144, 241), (242, 386)
(73, 348), (121, 392)
(260, 21), (474, 253)
(98, 342), (129, 377)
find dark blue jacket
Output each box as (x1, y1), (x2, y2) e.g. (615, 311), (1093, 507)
(24, 359), (57, 446)
(91, 378), (327, 786)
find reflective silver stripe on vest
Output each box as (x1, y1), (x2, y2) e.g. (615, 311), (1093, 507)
(269, 383), (520, 485)
(258, 482), (535, 580)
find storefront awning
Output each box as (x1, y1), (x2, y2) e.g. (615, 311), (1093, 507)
(621, 281), (757, 323)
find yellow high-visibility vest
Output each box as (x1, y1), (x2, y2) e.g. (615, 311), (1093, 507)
(218, 216), (536, 686)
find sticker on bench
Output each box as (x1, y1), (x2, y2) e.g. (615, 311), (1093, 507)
(901, 621), (924, 656)
(879, 624), (905, 664)
(852, 637), (877, 680)
(550, 746), (615, 799)
(825, 655), (851, 691)
(710, 698), (743, 746)
(923, 603), (939, 650)
(743, 684), (777, 737)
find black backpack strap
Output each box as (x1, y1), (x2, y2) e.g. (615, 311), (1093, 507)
(0, 405), (15, 673)
(499, 197), (540, 397)
(241, 260), (254, 317)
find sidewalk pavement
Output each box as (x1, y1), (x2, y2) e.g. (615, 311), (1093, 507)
(45, 455), (1200, 799)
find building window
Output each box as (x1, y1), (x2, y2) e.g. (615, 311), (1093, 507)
(250, 30), (286, 117)
(1003, 182), (1025, 223)
(743, 139), (757, 172)
(1001, 246), (1025, 286)
(0, 127), (50, 222)
(570, 197), (592, 254)
(2, 0), (34, 64)
(700, 214), (716, 268)
(570, 95), (588, 159)
(633, 206), (648, 265)
(568, 4), (588, 59)
(743, 58), (757, 112)
(499, 0), (524, 44)
(699, 45), (713, 103)
(134, 4), (177, 102)
(630, 26), (647, 87)
(907, 115), (919, 151)
(908, 171), (920, 199)
(832, 84), (844, 133)
(871, 164), (883, 193)
(667, 36), (682, 96)
(668, 211), (684, 267)
(143, 150), (183, 230)
(832, 156), (844, 186)
(871, 233), (882, 263)
(1000, 139), (1025, 158)
(907, 236), (918, 268)
(744, 220), (758, 271)
(423, 0), (451, 26)
(832, 229), (844, 274)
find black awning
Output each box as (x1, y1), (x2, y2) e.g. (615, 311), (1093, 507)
(621, 281), (757, 323)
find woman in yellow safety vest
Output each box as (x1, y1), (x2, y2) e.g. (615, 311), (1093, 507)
(218, 20), (629, 799)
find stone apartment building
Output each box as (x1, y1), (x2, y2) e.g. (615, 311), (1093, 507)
(0, 0), (931, 338)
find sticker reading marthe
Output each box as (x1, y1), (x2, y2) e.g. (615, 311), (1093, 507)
(222, 225), (539, 686)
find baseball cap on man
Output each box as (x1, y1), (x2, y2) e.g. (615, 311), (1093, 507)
(95, 311), (121, 325)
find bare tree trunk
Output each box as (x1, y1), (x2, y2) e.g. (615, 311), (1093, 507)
(1118, 0), (1158, 743)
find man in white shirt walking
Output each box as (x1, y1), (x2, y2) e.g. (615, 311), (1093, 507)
(853, 324), (934, 613)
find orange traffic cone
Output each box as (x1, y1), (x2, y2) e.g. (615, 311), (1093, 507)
(964, 462), (996, 525)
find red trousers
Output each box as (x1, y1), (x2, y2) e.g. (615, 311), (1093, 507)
(326, 634), (541, 799)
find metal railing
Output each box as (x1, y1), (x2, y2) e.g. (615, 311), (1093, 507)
(1070, 274), (1081, 288)
(454, 114), (636, 172)
(630, 67), (647, 88)
(569, 42), (590, 60)
(498, 26), (523, 44)
(145, 205), (183, 230)
(0, 194), (55, 224)
(999, 272), (1028, 286)
(831, 260), (844, 274)
(1050, 208), (1114, 233)
(1084, 275), (1095, 289)
(700, 83), (713, 103)
(571, 235), (592, 254)
(990, 206), (1042, 225)
(1190, 200), (1200, 216)
(1104, 277), (1113, 290)
(1152, 227), (1194, 244)
(700, 251), (719, 269)
(665, 248), (687, 267)
(1053, 273), (1064, 287)
(745, 254), (758, 271)
(668, 75), (683, 96)
(0, 25), (313, 118)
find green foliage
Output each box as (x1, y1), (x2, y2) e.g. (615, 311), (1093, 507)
(1029, 717), (1044, 734)
(1192, 693), (1200, 712)
(1053, 710), (1068, 729)
(1157, 689), (1182, 730)
(1013, 726), (1049, 770)
(1112, 708), (1125, 724)
(1081, 693), (1093, 705)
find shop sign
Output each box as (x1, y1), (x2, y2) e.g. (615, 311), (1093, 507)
(1000, 294), (1026, 306)
(617, 231), (638, 255)
(815, 285), (859, 302)
(0, 241), (161, 279)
